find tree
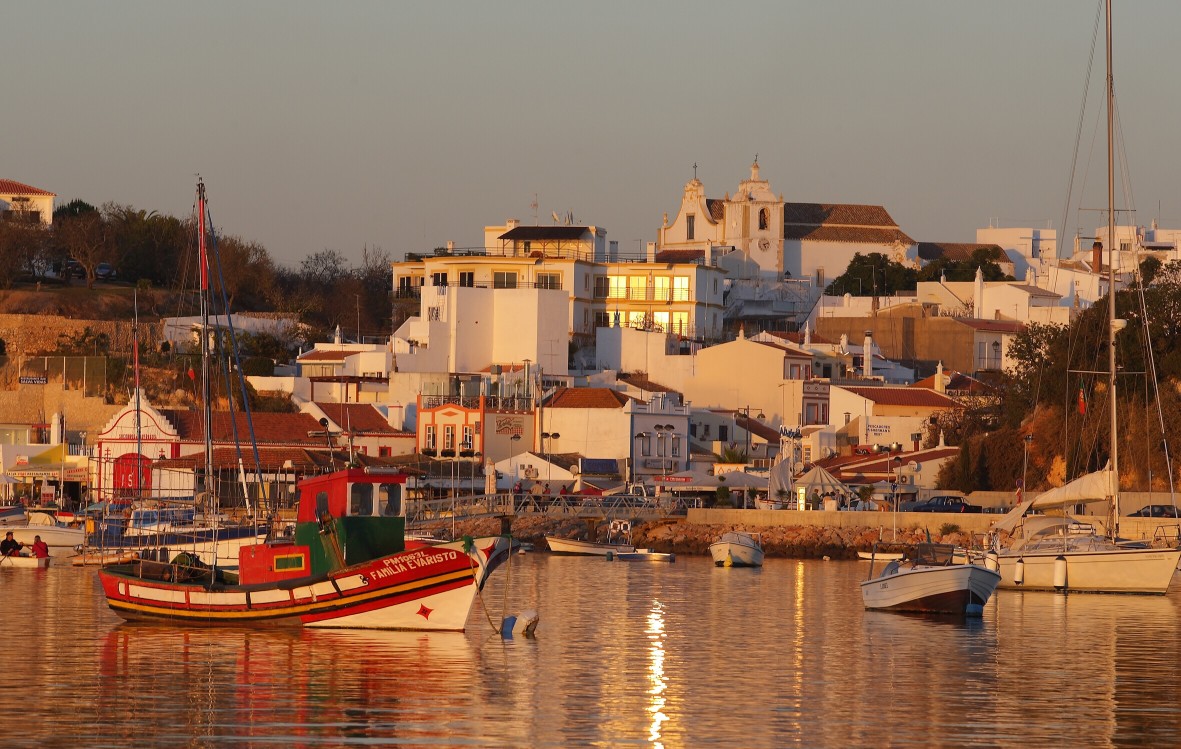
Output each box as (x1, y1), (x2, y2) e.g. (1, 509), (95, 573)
(0, 220), (50, 287)
(916, 248), (1014, 283)
(825, 252), (917, 296)
(55, 211), (112, 289)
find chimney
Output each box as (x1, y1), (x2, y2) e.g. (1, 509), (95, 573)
(1092, 241), (1103, 274)
(863, 330), (873, 378)
(446, 240), (455, 252)
(506, 218), (520, 230)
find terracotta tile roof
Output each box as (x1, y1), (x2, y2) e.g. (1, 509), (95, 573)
(546, 387), (631, 409)
(653, 249), (705, 263)
(618, 373), (678, 394)
(0, 179), (55, 197)
(1007, 284), (1061, 299)
(783, 202), (914, 245)
(916, 242), (1005, 262)
(839, 386), (963, 409)
(298, 350), (353, 362)
(706, 199), (725, 222)
(499, 226), (586, 241)
(154, 447), (419, 472)
(161, 410), (327, 444)
(910, 371), (996, 395)
(312, 403), (403, 434)
(735, 413), (781, 442)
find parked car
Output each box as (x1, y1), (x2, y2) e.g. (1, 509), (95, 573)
(95, 262), (116, 280)
(1128, 504), (1181, 518)
(910, 496), (983, 513)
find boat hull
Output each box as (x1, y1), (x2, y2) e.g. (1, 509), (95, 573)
(709, 542), (765, 567)
(0, 555), (50, 569)
(98, 543), (485, 631)
(861, 564), (1000, 615)
(997, 547), (1181, 594)
(545, 536), (634, 556)
(6, 526), (84, 557)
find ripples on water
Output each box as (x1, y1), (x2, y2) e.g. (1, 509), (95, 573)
(3, 556), (1179, 747)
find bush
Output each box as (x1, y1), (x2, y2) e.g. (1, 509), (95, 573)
(939, 523), (961, 535)
(241, 356), (275, 377)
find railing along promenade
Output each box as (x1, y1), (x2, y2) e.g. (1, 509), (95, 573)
(405, 492), (685, 528)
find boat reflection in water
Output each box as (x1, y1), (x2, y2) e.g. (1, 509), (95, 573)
(98, 625), (482, 745)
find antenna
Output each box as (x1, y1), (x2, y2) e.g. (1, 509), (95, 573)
(531, 193), (538, 224)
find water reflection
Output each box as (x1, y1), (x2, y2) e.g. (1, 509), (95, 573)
(647, 600), (667, 748)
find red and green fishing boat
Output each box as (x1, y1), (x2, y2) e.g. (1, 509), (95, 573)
(98, 467), (512, 630)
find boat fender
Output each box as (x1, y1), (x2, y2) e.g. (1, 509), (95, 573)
(605, 551), (614, 561)
(500, 615), (517, 638)
(1053, 555), (1068, 590)
(984, 550), (999, 572)
(1014, 558), (1025, 586)
(513, 610), (540, 636)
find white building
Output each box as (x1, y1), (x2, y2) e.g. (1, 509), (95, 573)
(0, 179), (55, 225)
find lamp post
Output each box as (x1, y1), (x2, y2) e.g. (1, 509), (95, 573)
(655, 424), (673, 476)
(541, 431), (560, 485)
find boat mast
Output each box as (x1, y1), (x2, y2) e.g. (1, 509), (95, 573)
(1106, 0), (1120, 536)
(197, 180), (214, 509)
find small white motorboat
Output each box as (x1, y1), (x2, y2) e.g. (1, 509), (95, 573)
(545, 536), (636, 556)
(0, 554), (51, 569)
(857, 550), (903, 561)
(709, 531), (765, 567)
(860, 543), (1000, 616)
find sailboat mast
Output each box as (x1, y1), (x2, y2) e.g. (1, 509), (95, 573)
(198, 180), (214, 504)
(1106, 0), (1120, 534)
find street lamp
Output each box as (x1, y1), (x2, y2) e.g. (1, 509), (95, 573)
(541, 431), (560, 485)
(655, 424), (673, 476)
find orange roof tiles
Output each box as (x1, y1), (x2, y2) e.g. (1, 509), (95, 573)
(839, 386), (963, 409)
(653, 249), (705, 263)
(313, 403), (403, 434)
(783, 202), (915, 245)
(298, 350), (353, 362)
(0, 180), (55, 196)
(161, 410), (327, 444)
(546, 388), (631, 409)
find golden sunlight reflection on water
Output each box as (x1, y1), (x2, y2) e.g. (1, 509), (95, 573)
(2, 555), (1180, 747)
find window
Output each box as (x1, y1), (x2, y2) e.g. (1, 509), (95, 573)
(627, 311), (647, 328)
(672, 436), (682, 457)
(653, 276), (669, 301)
(687, 214), (695, 240)
(594, 311), (610, 329)
(432, 271), (448, 286)
(673, 276), (689, 301)
(629, 276), (647, 300)
(379, 446), (392, 457)
(639, 434), (651, 456)
(806, 404), (818, 425)
(350, 483), (373, 516)
(594, 276), (610, 298)
(759, 208), (769, 231)
(584, 309), (590, 330)
(458, 271), (474, 287)
(671, 312), (688, 335)
(425, 426), (436, 450)
(815, 267), (824, 288)
(379, 484), (402, 517)
(1120, 241), (1131, 253)
(719, 425), (729, 442)
(462, 425), (474, 450)
(608, 276), (627, 299)
(274, 554), (306, 572)
(316, 491), (329, 517)
(653, 311), (670, 331)
(444, 425), (455, 450)
(537, 272), (561, 290)
(494, 271), (517, 289)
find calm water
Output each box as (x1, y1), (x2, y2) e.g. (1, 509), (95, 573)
(4, 555), (1180, 748)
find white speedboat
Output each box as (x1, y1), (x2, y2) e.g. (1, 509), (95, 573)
(709, 531), (764, 567)
(0, 554), (51, 569)
(545, 536), (635, 556)
(860, 543), (1001, 616)
(858, 550), (903, 561)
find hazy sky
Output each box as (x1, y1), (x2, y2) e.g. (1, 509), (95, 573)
(7, 1), (1181, 268)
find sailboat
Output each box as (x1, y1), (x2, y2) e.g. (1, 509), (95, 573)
(97, 180), (515, 629)
(992, 1), (1181, 593)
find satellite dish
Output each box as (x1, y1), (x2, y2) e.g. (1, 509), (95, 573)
(908, 461), (920, 472)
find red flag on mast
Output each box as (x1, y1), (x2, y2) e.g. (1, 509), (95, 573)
(1077, 385), (1087, 415)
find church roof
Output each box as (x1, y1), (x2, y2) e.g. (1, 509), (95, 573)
(706, 199), (725, 222)
(782, 202), (914, 245)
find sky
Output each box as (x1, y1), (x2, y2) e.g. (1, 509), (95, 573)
(7, 1), (1181, 269)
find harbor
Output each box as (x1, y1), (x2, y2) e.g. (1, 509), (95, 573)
(5, 553), (1180, 747)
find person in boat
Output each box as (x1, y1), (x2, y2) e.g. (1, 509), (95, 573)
(30, 535), (49, 559)
(1, 531), (24, 556)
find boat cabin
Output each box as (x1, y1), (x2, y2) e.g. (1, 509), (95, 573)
(238, 467), (409, 585)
